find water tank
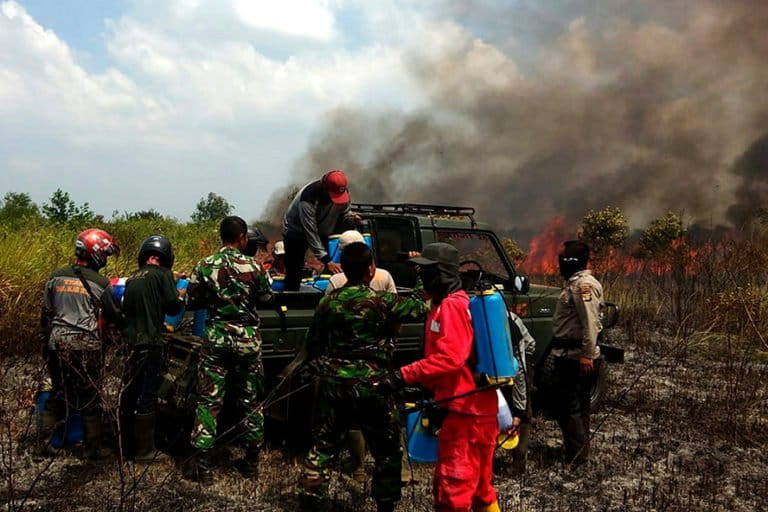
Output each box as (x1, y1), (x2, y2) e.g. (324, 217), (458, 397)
(470, 289), (519, 382)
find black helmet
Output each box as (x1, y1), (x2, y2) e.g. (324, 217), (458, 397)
(138, 235), (174, 269)
(244, 228), (269, 257)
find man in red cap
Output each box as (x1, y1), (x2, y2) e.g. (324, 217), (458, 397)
(282, 170), (358, 290)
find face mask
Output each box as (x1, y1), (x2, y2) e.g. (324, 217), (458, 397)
(558, 256), (583, 279)
(420, 266), (441, 294)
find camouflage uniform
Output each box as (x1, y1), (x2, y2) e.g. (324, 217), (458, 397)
(297, 285), (427, 506)
(186, 246), (272, 450)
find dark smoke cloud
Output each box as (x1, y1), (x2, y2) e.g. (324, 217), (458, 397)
(268, 0), (768, 236)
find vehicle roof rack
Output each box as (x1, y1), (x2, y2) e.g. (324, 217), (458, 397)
(352, 203), (476, 226)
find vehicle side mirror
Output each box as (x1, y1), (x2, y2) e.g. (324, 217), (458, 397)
(508, 275), (530, 294)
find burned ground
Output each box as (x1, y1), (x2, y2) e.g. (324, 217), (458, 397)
(2, 328), (766, 511)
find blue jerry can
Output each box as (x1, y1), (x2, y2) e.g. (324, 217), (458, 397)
(328, 235), (342, 263)
(192, 309), (208, 338)
(36, 391), (83, 448)
(470, 289), (519, 382)
(164, 278), (189, 330)
(405, 405), (438, 463)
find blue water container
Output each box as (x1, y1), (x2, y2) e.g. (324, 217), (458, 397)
(362, 233), (373, 248)
(36, 391), (83, 448)
(110, 277), (127, 304)
(192, 309), (208, 337)
(314, 274), (331, 292)
(272, 276), (285, 292)
(405, 405), (438, 463)
(328, 235), (342, 263)
(470, 289), (519, 382)
(164, 278), (189, 330)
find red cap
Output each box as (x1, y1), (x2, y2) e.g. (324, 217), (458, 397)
(323, 170), (350, 204)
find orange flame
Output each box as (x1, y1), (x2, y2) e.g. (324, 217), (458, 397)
(518, 217), (574, 276)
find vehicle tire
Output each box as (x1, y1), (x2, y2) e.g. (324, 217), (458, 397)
(589, 358), (609, 411)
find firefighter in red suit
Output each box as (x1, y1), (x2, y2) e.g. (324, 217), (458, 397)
(383, 242), (501, 512)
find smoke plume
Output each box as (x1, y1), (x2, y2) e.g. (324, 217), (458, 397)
(270, 1), (768, 237)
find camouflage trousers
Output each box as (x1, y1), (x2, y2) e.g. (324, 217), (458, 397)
(298, 379), (402, 504)
(190, 342), (265, 450)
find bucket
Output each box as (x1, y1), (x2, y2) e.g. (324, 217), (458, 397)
(405, 404), (438, 463)
(36, 391), (83, 448)
(164, 278), (189, 331)
(362, 233), (373, 248)
(314, 274), (332, 292)
(470, 289), (519, 382)
(272, 276), (285, 292)
(328, 235), (342, 263)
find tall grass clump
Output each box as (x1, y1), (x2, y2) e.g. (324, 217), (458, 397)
(0, 217), (220, 355)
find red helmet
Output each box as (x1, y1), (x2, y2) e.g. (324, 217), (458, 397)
(75, 228), (119, 269)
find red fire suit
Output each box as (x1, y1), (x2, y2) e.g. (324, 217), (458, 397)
(400, 291), (498, 512)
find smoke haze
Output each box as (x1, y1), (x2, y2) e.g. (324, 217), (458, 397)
(270, 0), (768, 237)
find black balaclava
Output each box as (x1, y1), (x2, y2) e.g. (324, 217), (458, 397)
(421, 261), (462, 305)
(558, 240), (590, 279)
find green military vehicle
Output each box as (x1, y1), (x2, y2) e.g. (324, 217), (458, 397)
(160, 203), (621, 446)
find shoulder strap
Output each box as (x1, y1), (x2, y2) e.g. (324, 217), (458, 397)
(72, 265), (101, 314)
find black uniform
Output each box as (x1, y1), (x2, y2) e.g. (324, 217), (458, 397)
(120, 264), (181, 458)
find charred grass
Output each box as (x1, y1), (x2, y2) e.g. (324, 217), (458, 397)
(1, 221), (768, 510)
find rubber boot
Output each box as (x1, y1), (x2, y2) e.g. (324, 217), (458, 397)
(561, 414), (588, 466)
(297, 493), (325, 512)
(376, 499), (396, 512)
(83, 415), (109, 460)
(347, 430), (367, 482)
(234, 446), (260, 478)
(34, 409), (62, 459)
(133, 413), (169, 463)
(510, 422), (531, 475)
(184, 450), (213, 486)
(474, 501), (501, 512)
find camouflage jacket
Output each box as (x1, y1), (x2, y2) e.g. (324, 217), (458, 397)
(307, 284), (428, 382)
(187, 246), (272, 345)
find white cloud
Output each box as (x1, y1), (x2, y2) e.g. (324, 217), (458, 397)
(0, 0), (427, 219)
(232, 0), (337, 41)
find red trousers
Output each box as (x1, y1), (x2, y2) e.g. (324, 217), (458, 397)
(434, 412), (497, 511)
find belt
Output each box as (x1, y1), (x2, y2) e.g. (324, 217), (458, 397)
(550, 337), (582, 350)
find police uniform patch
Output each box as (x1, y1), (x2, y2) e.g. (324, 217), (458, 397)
(580, 284), (593, 302)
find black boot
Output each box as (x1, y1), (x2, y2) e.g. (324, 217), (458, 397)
(184, 451), (213, 486)
(234, 446), (260, 478)
(133, 413), (169, 463)
(83, 415), (109, 460)
(376, 500), (396, 512)
(561, 415), (588, 465)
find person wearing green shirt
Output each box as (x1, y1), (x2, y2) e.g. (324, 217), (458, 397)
(120, 235), (183, 462)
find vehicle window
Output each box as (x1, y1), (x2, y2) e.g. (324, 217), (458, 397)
(370, 218), (419, 288)
(435, 231), (510, 280)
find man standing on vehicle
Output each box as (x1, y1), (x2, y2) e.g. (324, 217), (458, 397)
(550, 240), (602, 465)
(185, 216), (272, 484)
(296, 242), (427, 512)
(120, 235), (183, 462)
(38, 229), (122, 459)
(386, 242), (502, 512)
(282, 170), (358, 290)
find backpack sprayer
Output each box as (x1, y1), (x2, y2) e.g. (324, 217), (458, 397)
(404, 262), (521, 461)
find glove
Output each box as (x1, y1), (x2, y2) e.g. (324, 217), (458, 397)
(378, 370), (405, 394)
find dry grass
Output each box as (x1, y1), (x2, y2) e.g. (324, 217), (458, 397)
(1, 219), (767, 510)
